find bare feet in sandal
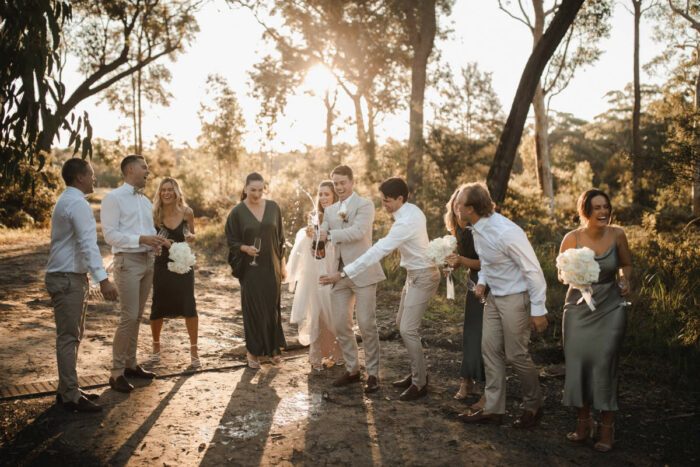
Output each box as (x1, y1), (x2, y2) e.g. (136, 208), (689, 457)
(454, 378), (474, 400)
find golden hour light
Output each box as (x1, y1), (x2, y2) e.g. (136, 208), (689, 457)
(1, 1), (698, 465)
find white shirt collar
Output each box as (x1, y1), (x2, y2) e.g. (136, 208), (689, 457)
(340, 192), (355, 207)
(472, 214), (493, 233)
(64, 186), (87, 198)
(392, 202), (409, 220)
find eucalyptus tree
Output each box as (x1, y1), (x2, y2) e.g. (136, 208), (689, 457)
(0, 0), (85, 188)
(497, 0), (611, 213)
(242, 0), (408, 179)
(198, 74), (246, 195)
(53, 0), (200, 154)
(652, 0), (700, 215)
(487, 0), (592, 205)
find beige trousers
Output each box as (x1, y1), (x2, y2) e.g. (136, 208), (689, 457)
(396, 267), (440, 388)
(111, 252), (154, 378)
(482, 291), (543, 414)
(45, 272), (89, 404)
(330, 278), (379, 376)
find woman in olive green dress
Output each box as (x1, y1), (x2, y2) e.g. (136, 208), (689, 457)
(225, 173), (287, 368)
(559, 189), (632, 452)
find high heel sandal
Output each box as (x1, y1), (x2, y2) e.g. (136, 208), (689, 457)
(566, 417), (596, 442)
(247, 353), (260, 369)
(190, 344), (201, 368)
(454, 380), (473, 400)
(594, 423), (615, 452)
(150, 341), (161, 363)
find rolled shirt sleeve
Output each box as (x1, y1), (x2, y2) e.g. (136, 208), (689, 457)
(100, 193), (141, 249)
(71, 199), (108, 284)
(343, 219), (413, 279)
(503, 229), (548, 316)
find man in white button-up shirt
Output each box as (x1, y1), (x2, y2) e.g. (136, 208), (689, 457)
(456, 182), (547, 428)
(45, 158), (118, 412)
(101, 155), (167, 393)
(321, 178), (440, 400)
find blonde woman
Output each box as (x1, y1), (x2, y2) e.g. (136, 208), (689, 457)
(150, 177), (199, 367)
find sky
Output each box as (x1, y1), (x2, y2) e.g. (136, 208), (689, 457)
(62, 0), (666, 153)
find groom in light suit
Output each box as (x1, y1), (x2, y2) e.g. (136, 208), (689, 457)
(318, 165), (385, 393)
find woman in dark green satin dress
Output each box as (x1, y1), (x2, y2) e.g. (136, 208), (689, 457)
(559, 189), (633, 452)
(225, 173), (287, 368)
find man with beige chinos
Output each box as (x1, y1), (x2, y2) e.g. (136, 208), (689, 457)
(46, 158), (118, 412)
(317, 165), (385, 393)
(101, 155), (167, 393)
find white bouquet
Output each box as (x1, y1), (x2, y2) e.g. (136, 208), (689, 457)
(425, 235), (458, 299)
(556, 246), (600, 310)
(167, 242), (196, 274)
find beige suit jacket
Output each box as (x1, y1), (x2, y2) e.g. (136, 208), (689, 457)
(322, 193), (385, 287)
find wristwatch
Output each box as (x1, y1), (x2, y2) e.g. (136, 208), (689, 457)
(340, 270), (347, 279)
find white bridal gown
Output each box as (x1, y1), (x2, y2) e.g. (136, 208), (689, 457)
(286, 228), (343, 366)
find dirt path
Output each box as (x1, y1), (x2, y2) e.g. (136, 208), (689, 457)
(1, 220), (698, 466)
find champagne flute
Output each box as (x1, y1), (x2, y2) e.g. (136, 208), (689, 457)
(183, 223), (194, 242)
(467, 278), (487, 304)
(156, 227), (169, 255)
(250, 237), (262, 266)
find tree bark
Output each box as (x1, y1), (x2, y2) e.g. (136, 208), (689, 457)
(631, 0), (643, 205)
(531, 0), (555, 215)
(405, 0), (437, 199)
(324, 90), (334, 161)
(486, 0), (585, 204)
(131, 74), (138, 152)
(694, 50), (700, 216)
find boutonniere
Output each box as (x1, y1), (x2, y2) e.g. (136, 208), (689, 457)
(338, 207), (347, 222)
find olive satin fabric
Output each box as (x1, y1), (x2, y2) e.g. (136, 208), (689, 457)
(563, 237), (626, 411)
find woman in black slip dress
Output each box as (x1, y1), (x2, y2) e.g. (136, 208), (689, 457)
(150, 177), (199, 368)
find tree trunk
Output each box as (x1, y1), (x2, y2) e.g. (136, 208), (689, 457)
(323, 90), (336, 164)
(531, 0), (555, 215)
(131, 74), (138, 152)
(137, 59), (143, 155)
(351, 94), (368, 154)
(486, 0), (585, 204)
(631, 0), (643, 205)
(694, 52), (700, 216)
(366, 103), (378, 181)
(533, 83), (555, 214)
(406, 0), (437, 199)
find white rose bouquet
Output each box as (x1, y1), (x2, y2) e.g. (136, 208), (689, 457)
(167, 242), (196, 274)
(556, 246), (600, 310)
(425, 235), (458, 299)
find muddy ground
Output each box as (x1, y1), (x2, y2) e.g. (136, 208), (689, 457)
(0, 204), (698, 466)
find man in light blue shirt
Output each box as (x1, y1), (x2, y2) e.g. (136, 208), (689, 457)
(45, 158), (118, 412)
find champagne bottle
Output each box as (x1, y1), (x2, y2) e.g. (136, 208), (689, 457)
(311, 226), (325, 259)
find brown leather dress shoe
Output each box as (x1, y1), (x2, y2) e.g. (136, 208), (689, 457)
(364, 375), (379, 393)
(109, 375), (134, 393)
(513, 407), (543, 429)
(399, 384), (427, 401)
(63, 396), (103, 413)
(124, 365), (157, 379)
(458, 409), (503, 425)
(392, 373), (413, 389)
(332, 371), (361, 387)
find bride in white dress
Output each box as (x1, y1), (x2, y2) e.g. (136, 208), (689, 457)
(286, 181), (343, 371)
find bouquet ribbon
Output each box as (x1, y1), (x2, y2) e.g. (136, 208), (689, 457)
(446, 272), (455, 300)
(573, 284), (596, 311)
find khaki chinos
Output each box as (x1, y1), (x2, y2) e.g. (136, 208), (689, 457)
(45, 272), (90, 404)
(396, 266), (440, 388)
(111, 251), (154, 378)
(481, 291), (543, 414)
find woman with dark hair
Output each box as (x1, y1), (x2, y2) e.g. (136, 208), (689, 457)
(443, 186), (485, 409)
(559, 189), (632, 452)
(286, 180), (343, 371)
(225, 173), (287, 368)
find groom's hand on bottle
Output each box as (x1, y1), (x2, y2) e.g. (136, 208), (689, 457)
(100, 279), (118, 301)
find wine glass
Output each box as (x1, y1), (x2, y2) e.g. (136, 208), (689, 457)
(156, 228), (169, 255)
(250, 237), (262, 266)
(183, 223), (194, 242)
(467, 278), (487, 304)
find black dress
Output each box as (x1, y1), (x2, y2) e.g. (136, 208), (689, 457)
(225, 200), (287, 357)
(456, 225), (485, 381)
(150, 220), (197, 320)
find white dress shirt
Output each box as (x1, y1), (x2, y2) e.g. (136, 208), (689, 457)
(343, 202), (433, 279)
(472, 213), (548, 316)
(46, 187), (108, 284)
(101, 182), (157, 254)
